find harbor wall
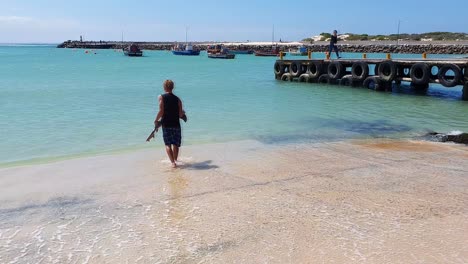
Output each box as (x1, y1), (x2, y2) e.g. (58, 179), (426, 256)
(57, 40), (468, 54)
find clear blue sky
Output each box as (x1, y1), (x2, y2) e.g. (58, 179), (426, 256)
(0, 0), (467, 43)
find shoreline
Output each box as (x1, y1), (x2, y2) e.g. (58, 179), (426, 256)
(1, 138), (467, 263)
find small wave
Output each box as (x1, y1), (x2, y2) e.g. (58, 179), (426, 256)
(448, 130), (463, 135)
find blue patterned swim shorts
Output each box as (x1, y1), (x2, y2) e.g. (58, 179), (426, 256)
(162, 128), (181, 147)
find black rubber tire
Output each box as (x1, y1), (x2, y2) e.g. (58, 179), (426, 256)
(281, 73), (292, 81)
(410, 63), (430, 85)
(351, 62), (369, 81)
(363, 76), (381, 90)
(339, 75), (354, 86)
(290, 61), (305, 77)
(378, 61), (397, 82)
(318, 74), (330, 84)
(328, 61), (345, 79)
(274, 61), (283, 75)
(298, 73), (310, 83)
(438, 64), (462, 88)
(307, 61), (323, 79)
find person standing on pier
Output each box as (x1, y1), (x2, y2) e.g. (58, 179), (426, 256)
(154, 80), (187, 168)
(329, 30), (341, 59)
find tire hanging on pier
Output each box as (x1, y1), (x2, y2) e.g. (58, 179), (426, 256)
(328, 61), (345, 80)
(281, 73), (293, 82)
(410, 63), (430, 85)
(363, 76), (382, 90)
(298, 73), (310, 83)
(290, 61), (306, 77)
(307, 62), (323, 80)
(339, 75), (354, 86)
(318, 74), (331, 84)
(274, 62), (284, 75)
(437, 64), (462, 88)
(351, 62), (369, 81)
(378, 61), (397, 82)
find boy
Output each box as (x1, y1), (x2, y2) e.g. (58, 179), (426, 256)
(329, 30), (341, 59)
(154, 80), (186, 168)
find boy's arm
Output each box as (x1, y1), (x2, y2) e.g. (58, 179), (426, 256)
(178, 99), (185, 117)
(178, 99), (187, 122)
(154, 95), (164, 125)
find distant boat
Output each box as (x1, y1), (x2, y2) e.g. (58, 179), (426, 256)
(254, 46), (284, 57)
(172, 43), (200, 56)
(207, 44), (223, 54)
(207, 44), (235, 59)
(288, 46), (308, 56)
(123, 44), (143, 57)
(172, 27), (200, 56)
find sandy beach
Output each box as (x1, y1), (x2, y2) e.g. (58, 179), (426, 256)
(1, 139), (467, 263)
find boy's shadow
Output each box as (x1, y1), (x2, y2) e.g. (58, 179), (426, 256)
(178, 160), (219, 170)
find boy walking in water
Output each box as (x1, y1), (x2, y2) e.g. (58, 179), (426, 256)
(154, 80), (186, 168)
(329, 30), (341, 59)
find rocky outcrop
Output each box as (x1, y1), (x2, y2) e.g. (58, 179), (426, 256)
(57, 41), (468, 54)
(425, 132), (468, 144)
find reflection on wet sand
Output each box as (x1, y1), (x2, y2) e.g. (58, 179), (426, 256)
(0, 139), (467, 263)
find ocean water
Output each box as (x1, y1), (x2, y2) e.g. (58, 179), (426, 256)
(1, 45), (467, 166)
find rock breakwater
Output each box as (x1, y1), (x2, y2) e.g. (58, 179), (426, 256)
(58, 40), (468, 54)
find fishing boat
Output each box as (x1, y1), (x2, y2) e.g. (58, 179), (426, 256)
(208, 53), (235, 59)
(288, 46), (308, 56)
(254, 46), (284, 57)
(172, 27), (200, 56)
(123, 44), (143, 57)
(207, 44), (223, 54)
(207, 44), (235, 59)
(172, 43), (200, 56)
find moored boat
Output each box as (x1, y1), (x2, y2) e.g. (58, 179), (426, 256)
(172, 43), (200, 56)
(254, 46), (284, 57)
(288, 46), (308, 56)
(123, 44), (143, 57)
(207, 44), (235, 59)
(208, 53), (235, 59)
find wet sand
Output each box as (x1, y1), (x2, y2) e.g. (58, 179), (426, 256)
(0, 139), (467, 263)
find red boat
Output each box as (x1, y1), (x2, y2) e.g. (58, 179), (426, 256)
(254, 46), (284, 57)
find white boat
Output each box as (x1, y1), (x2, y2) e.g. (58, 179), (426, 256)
(288, 46), (308, 56)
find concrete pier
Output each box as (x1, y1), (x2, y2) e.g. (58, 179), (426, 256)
(275, 58), (468, 100)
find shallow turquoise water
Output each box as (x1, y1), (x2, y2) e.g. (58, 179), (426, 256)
(1, 45), (467, 165)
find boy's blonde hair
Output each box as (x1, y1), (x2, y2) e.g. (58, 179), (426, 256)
(163, 80), (174, 91)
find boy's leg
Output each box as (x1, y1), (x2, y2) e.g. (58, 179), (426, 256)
(165, 145), (176, 167)
(334, 46), (340, 58)
(173, 145), (179, 162)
